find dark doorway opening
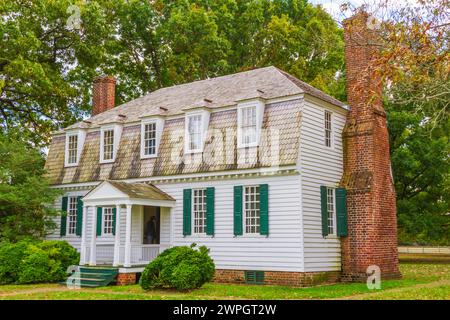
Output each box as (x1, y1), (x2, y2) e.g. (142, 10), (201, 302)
(143, 206), (160, 244)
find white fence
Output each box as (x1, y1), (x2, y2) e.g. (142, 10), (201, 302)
(398, 246), (450, 254)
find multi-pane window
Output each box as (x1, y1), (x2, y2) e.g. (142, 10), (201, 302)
(103, 129), (114, 161)
(244, 186), (260, 234)
(143, 122), (156, 156)
(67, 135), (78, 164)
(103, 207), (114, 235)
(325, 111), (332, 147)
(327, 188), (335, 235)
(187, 115), (202, 151)
(240, 106), (257, 146)
(193, 189), (207, 234)
(67, 197), (78, 235)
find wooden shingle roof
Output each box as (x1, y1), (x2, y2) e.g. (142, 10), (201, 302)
(64, 66), (345, 131)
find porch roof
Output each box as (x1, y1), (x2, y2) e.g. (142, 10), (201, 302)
(82, 180), (175, 207)
(107, 180), (175, 201)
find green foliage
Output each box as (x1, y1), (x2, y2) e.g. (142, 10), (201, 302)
(0, 0), (115, 146)
(0, 0), (345, 145)
(0, 132), (61, 242)
(0, 240), (30, 284)
(387, 100), (450, 245)
(140, 243), (215, 291)
(0, 240), (79, 285)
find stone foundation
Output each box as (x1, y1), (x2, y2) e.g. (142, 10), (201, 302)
(116, 272), (137, 286)
(214, 269), (341, 287)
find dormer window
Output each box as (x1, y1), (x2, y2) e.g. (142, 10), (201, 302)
(188, 114), (202, 151)
(143, 122), (156, 155)
(140, 117), (164, 159)
(100, 124), (122, 163)
(184, 110), (210, 154)
(103, 129), (114, 161)
(240, 106), (257, 145)
(64, 130), (86, 167)
(237, 99), (265, 148)
(67, 134), (78, 164)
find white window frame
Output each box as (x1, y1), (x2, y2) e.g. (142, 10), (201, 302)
(142, 120), (157, 157)
(243, 185), (261, 234)
(326, 187), (337, 236)
(64, 130), (86, 167)
(66, 196), (78, 235)
(192, 188), (207, 235)
(237, 99), (265, 149)
(100, 124), (122, 163)
(140, 117), (165, 159)
(102, 207), (114, 235)
(185, 110), (210, 154)
(324, 110), (333, 148)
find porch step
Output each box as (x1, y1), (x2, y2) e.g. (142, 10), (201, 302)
(62, 266), (119, 288)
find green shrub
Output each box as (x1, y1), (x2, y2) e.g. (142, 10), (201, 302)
(140, 244), (215, 291)
(0, 240), (79, 284)
(0, 241), (30, 284)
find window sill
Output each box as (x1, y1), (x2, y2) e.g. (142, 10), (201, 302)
(64, 163), (79, 168)
(64, 234), (80, 239)
(325, 234), (338, 239)
(100, 159), (115, 164)
(184, 149), (203, 155)
(237, 233), (268, 238)
(99, 234), (115, 238)
(237, 143), (259, 149)
(189, 234), (213, 238)
(141, 154), (157, 160)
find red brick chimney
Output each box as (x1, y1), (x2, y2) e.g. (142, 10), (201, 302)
(92, 75), (116, 116)
(340, 11), (401, 281)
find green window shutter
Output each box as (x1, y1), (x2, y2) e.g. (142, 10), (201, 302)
(183, 189), (192, 236)
(75, 196), (83, 236)
(60, 196), (68, 237)
(112, 207), (117, 236)
(96, 207), (102, 236)
(320, 186), (329, 237)
(206, 187), (215, 236)
(233, 186), (243, 236)
(259, 184), (269, 236)
(336, 188), (348, 237)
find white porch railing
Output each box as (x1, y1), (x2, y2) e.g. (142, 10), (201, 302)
(131, 245), (159, 265)
(82, 244), (170, 266)
(97, 244), (115, 264)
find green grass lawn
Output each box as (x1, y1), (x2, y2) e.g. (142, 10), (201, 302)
(0, 263), (449, 300)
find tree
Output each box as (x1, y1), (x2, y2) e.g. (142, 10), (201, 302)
(0, 0), (115, 147)
(341, 0), (449, 127)
(1, 0), (345, 146)
(0, 131), (61, 241)
(387, 100), (450, 245)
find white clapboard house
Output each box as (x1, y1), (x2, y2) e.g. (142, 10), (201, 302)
(45, 66), (349, 286)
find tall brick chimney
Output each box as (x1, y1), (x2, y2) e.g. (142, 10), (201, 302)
(92, 75), (116, 116)
(340, 11), (401, 281)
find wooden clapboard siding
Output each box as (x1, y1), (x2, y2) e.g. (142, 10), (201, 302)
(299, 98), (347, 272)
(154, 174), (303, 272)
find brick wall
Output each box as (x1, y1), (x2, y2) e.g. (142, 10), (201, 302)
(116, 272), (137, 286)
(340, 11), (401, 281)
(92, 75), (116, 116)
(214, 270), (341, 287)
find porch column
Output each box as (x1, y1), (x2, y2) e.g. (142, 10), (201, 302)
(169, 207), (174, 246)
(89, 205), (97, 266)
(124, 204), (132, 267)
(113, 204), (121, 267)
(79, 205), (88, 265)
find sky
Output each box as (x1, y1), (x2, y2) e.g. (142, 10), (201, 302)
(309, 0), (425, 22)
